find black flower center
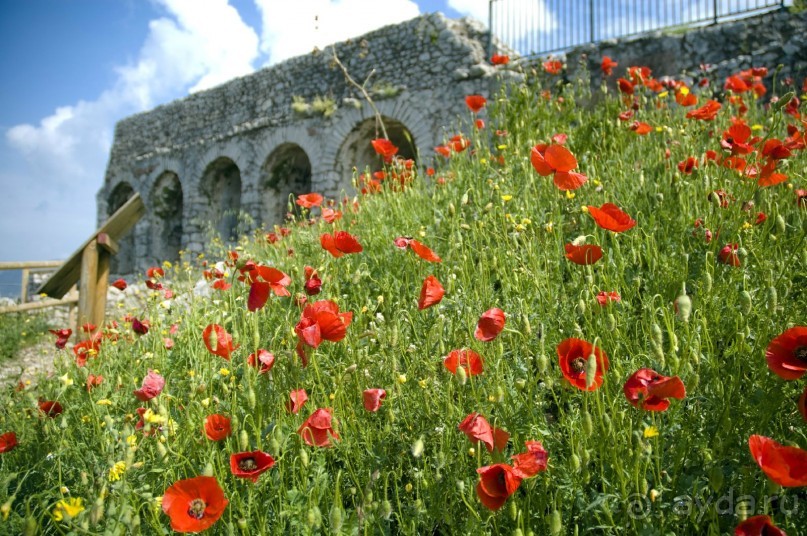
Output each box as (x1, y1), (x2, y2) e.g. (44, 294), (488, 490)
(795, 346), (807, 364)
(188, 499), (206, 520)
(238, 457), (258, 471)
(571, 357), (586, 373)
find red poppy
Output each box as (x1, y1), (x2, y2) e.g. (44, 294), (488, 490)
(204, 414), (231, 441)
(677, 157), (698, 174)
(564, 243), (603, 265)
(202, 324), (238, 360)
(111, 278), (127, 291)
(465, 95), (486, 113)
(587, 203), (636, 233)
(418, 275), (445, 310)
(146, 266), (164, 279)
(748, 435), (807, 487)
(363, 389), (386, 412)
(0, 432), (18, 453)
(303, 266), (322, 295)
(86, 374), (103, 391)
(132, 317), (150, 335)
(630, 121), (653, 135)
(542, 59), (563, 74)
(596, 291), (621, 306)
(530, 144), (587, 191)
(443, 349), (484, 376)
(320, 231), (363, 258)
(81, 323), (96, 333)
(49, 328), (72, 349)
(601, 56), (617, 76)
(38, 400), (63, 417)
(296, 193), (323, 209)
(394, 237), (441, 262)
(133, 369), (165, 401)
(511, 440), (549, 478)
(434, 145), (452, 157)
(475, 308), (505, 342)
(298, 408), (339, 447)
(718, 243), (741, 267)
(617, 78), (635, 94)
(162, 476), (228, 533)
(448, 135), (469, 153)
(557, 337), (609, 391)
(371, 139), (398, 163)
(686, 100), (721, 121)
(295, 300), (353, 350)
(286, 389), (308, 414)
(247, 349), (276, 374)
(476, 464), (522, 511)
(458, 412), (509, 453)
(475, 118), (485, 129)
(321, 207), (342, 223)
(756, 160), (788, 187)
(734, 515), (786, 536)
(765, 326), (807, 380)
(239, 263), (291, 311)
(623, 368), (686, 411)
(675, 89), (697, 106)
(211, 279), (231, 291)
(230, 451), (276, 483)
(490, 53), (510, 65)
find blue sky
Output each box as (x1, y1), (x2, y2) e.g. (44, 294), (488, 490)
(0, 0), (480, 264)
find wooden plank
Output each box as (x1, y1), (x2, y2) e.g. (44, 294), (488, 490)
(39, 193), (144, 298)
(20, 268), (29, 303)
(0, 297), (79, 314)
(92, 250), (111, 329)
(97, 233), (119, 255)
(0, 261), (63, 270)
(76, 240), (99, 339)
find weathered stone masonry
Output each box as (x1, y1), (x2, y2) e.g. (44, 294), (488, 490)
(98, 13), (507, 274)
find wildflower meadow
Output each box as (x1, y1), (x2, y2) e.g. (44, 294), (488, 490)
(1, 57), (806, 535)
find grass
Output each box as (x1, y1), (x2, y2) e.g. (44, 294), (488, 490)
(0, 312), (51, 363)
(0, 65), (805, 535)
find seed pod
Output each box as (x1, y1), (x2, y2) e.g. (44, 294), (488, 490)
(585, 354), (597, 389)
(548, 509), (563, 535)
(703, 272), (712, 293)
(582, 411), (593, 436)
(237, 518), (248, 531)
(203, 462), (214, 477)
(739, 291), (752, 314)
(381, 500), (393, 520)
(537, 354), (549, 373)
(247, 387), (256, 410)
(570, 454), (581, 471)
(514, 530), (524, 536)
(456, 365), (467, 385)
(675, 292), (692, 323)
(651, 324), (663, 347)
(577, 299), (586, 315)
(766, 286), (777, 311)
(605, 313), (617, 332)
(508, 499), (518, 521)
(306, 506), (321, 528)
(329, 505), (343, 533)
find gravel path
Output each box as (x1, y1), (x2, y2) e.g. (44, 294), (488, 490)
(0, 340), (59, 387)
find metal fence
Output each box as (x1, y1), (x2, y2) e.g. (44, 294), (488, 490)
(489, 0), (789, 58)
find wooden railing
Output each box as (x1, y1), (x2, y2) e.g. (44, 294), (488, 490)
(0, 261), (78, 314)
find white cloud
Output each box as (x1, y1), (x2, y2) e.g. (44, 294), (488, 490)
(254, 0), (421, 65)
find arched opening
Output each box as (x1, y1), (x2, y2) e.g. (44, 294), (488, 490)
(107, 182), (136, 275)
(261, 143), (312, 225)
(200, 157), (241, 242)
(149, 171), (183, 265)
(337, 117), (417, 191)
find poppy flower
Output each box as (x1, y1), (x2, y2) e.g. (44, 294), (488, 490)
(587, 203), (636, 233)
(394, 237), (442, 262)
(475, 308), (506, 342)
(630, 121), (653, 135)
(162, 476), (228, 533)
(443, 349), (484, 376)
(230, 451), (275, 483)
(564, 243), (603, 265)
(675, 88), (697, 106)
(601, 56), (617, 76)
(686, 99), (721, 121)
(458, 413), (509, 453)
(86, 374), (103, 391)
(475, 118), (485, 129)
(204, 414), (232, 441)
(211, 279), (231, 291)
(734, 515), (786, 536)
(239, 263), (291, 311)
(557, 337), (609, 391)
(320, 231), (363, 258)
(295, 193), (323, 209)
(765, 326), (807, 380)
(748, 435), (807, 487)
(434, 145), (452, 157)
(476, 464), (522, 511)
(72, 335), (102, 367)
(418, 275), (445, 310)
(596, 291), (621, 306)
(38, 400), (63, 417)
(530, 144), (587, 191)
(448, 135), (469, 152)
(718, 244), (741, 267)
(295, 300), (353, 350)
(371, 138), (398, 163)
(363, 389), (386, 412)
(756, 160), (788, 187)
(465, 95), (486, 113)
(321, 207), (342, 223)
(286, 389), (308, 414)
(623, 368), (686, 411)
(542, 59), (563, 74)
(617, 78), (635, 94)
(49, 328), (72, 349)
(202, 324), (238, 360)
(303, 266), (322, 295)
(298, 408), (339, 447)
(146, 266), (164, 279)
(490, 53), (509, 65)
(132, 317), (150, 335)
(511, 440), (549, 478)
(0, 432), (18, 453)
(246, 349), (276, 374)
(677, 157), (698, 174)
(133, 369), (165, 401)
(111, 278), (127, 291)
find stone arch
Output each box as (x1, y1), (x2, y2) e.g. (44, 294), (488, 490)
(148, 171), (183, 265)
(336, 115), (418, 191)
(107, 181), (136, 275)
(199, 157), (242, 242)
(260, 143), (313, 225)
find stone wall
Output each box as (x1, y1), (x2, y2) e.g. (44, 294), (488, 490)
(98, 13), (510, 273)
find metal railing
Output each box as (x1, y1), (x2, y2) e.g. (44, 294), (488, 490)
(489, 0), (788, 59)
(0, 261), (77, 314)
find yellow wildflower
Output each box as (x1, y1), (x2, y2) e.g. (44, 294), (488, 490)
(96, 399), (112, 406)
(52, 497), (85, 521)
(59, 374), (73, 387)
(219, 368), (230, 377)
(108, 461), (126, 482)
(501, 194), (513, 202)
(643, 426), (659, 438)
(565, 190), (576, 200)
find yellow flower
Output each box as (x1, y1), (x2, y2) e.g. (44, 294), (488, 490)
(658, 91), (669, 98)
(143, 409), (165, 425)
(52, 497), (85, 521)
(126, 435), (138, 447)
(751, 124), (763, 131)
(501, 194), (513, 202)
(497, 144), (507, 150)
(655, 126), (663, 132)
(59, 373), (74, 387)
(479, 158), (487, 165)
(108, 461), (126, 482)
(679, 87), (690, 96)
(397, 374), (407, 384)
(520, 217), (531, 225)
(544, 221), (554, 233)
(96, 399), (112, 406)
(581, 205), (589, 213)
(219, 368), (230, 377)
(643, 426), (659, 438)
(418, 379), (428, 388)
(742, 222), (753, 230)
(162, 260), (173, 269)
(565, 190), (576, 200)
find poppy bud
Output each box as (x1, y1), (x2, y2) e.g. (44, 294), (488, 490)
(329, 503), (343, 532)
(90, 497), (104, 525)
(602, 413), (612, 434)
(548, 509), (563, 535)
(270, 437), (280, 455)
(767, 286), (777, 311)
(456, 365), (467, 385)
(239, 430), (249, 451)
(508, 500), (518, 521)
(675, 293), (692, 323)
(775, 214), (786, 234)
(412, 437), (424, 458)
(306, 506), (321, 528)
(704, 272), (712, 293)
(739, 290), (752, 314)
(523, 315), (532, 336)
(651, 324), (663, 347)
(448, 203), (455, 216)
(537, 354), (548, 373)
(300, 448), (309, 467)
(156, 442), (167, 460)
(737, 247), (748, 259)
(570, 453), (581, 470)
(582, 411), (593, 435)
(203, 462), (214, 477)
(606, 313), (617, 332)
(247, 387), (256, 409)
(461, 192), (469, 205)
(577, 299), (586, 315)
(237, 518), (248, 530)
(381, 500), (393, 520)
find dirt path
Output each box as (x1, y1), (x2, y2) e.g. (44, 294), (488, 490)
(0, 340), (59, 387)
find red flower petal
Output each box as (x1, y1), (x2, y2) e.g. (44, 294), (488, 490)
(418, 275), (445, 310)
(474, 308), (505, 342)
